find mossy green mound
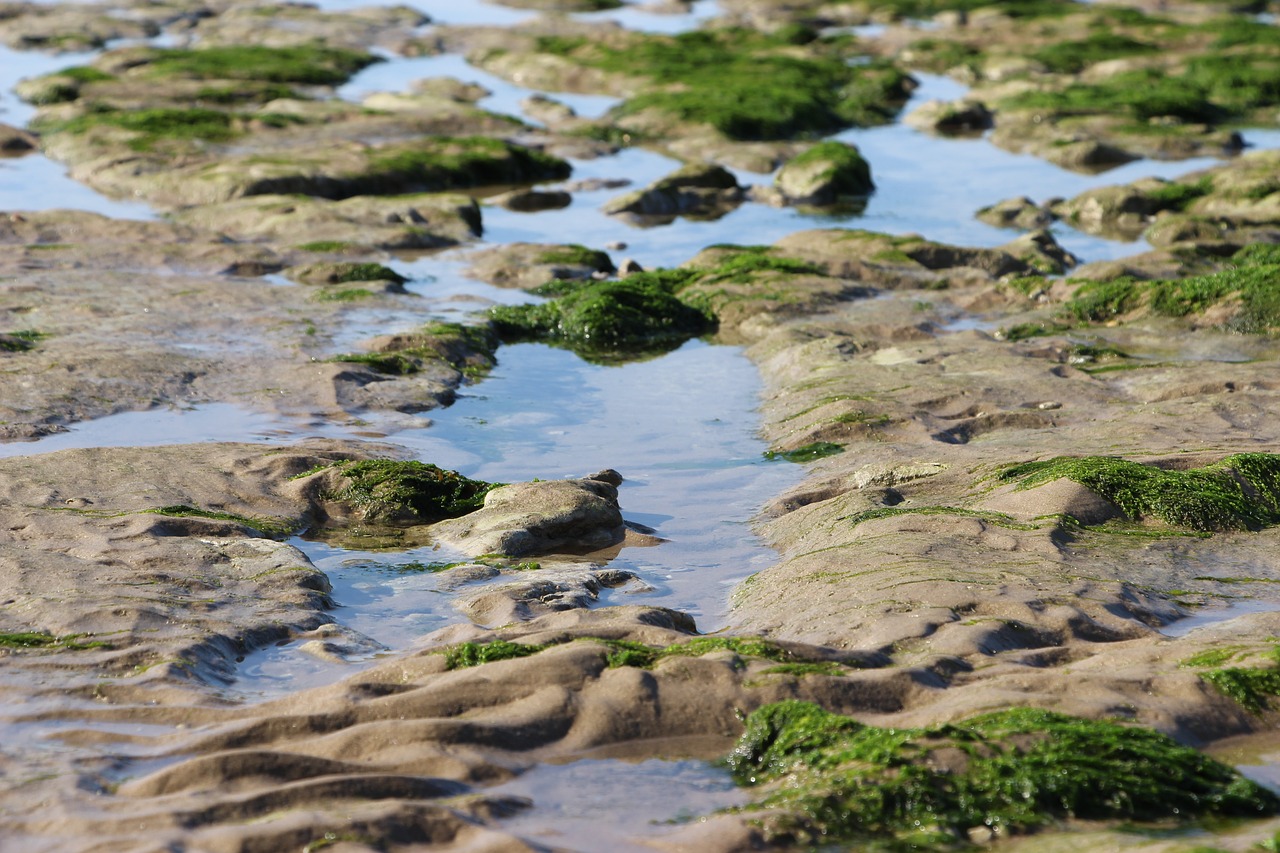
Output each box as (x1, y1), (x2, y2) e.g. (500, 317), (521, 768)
(1027, 32), (1159, 74)
(361, 136), (571, 193)
(325, 460), (498, 523)
(1003, 51), (1280, 126)
(535, 28), (911, 140)
(1067, 245), (1280, 333)
(999, 453), (1280, 532)
(490, 274), (713, 362)
(331, 322), (497, 379)
(141, 44), (378, 85)
(443, 640), (548, 669)
(726, 701), (1279, 847)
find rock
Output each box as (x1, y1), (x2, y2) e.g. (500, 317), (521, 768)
(1042, 139), (1138, 172)
(601, 163), (742, 222)
(998, 229), (1078, 275)
(284, 262), (407, 286)
(466, 242), (614, 290)
(904, 98), (993, 135)
(1053, 185), (1158, 239)
(774, 141), (874, 206)
(430, 473), (627, 557)
(975, 196), (1054, 230)
(521, 94), (577, 125)
(618, 258), (644, 276)
(0, 123), (37, 156)
(491, 189), (573, 212)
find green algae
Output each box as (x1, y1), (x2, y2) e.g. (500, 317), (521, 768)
(39, 106), (241, 150)
(1146, 176), (1214, 212)
(725, 701), (1278, 847)
(763, 442), (845, 463)
(1204, 666), (1280, 714)
(780, 140), (875, 196)
(1027, 32), (1159, 74)
(142, 45), (377, 85)
(0, 632), (112, 651)
(534, 244), (615, 271)
(535, 29), (911, 140)
(0, 329), (46, 352)
(999, 454), (1280, 532)
(312, 288), (373, 303)
(145, 505), (296, 538)
(287, 262), (407, 285)
(844, 506), (1035, 531)
(295, 240), (358, 253)
(594, 635), (830, 670)
(490, 274), (712, 362)
(329, 322), (497, 378)
(441, 640), (548, 670)
(326, 460), (497, 523)
(364, 137), (570, 193)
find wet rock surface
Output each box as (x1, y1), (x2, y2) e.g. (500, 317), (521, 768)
(2, 0), (1280, 850)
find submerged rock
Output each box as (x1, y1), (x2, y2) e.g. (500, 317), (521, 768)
(773, 141), (874, 206)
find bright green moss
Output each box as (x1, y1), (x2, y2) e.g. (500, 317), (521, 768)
(41, 107), (240, 149)
(903, 38), (982, 74)
(326, 460), (497, 523)
(295, 240), (357, 252)
(1068, 261), (1280, 333)
(1146, 176), (1214, 212)
(364, 137), (570, 192)
(1182, 647), (1246, 669)
(999, 454), (1280, 532)
(596, 635), (831, 670)
(1203, 666), (1280, 714)
(1003, 51), (1280, 124)
(1028, 32), (1158, 74)
(534, 245), (615, 271)
(537, 29), (911, 140)
(143, 45), (378, 85)
(725, 701), (1279, 847)
(442, 640), (548, 669)
(0, 632), (112, 651)
(0, 329), (46, 352)
(490, 276), (712, 361)
(331, 322), (496, 378)
(845, 506), (1033, 530)
(763, 442), (844, 463)
(312, 288), (373, 303)
(145, 505), (296, 538)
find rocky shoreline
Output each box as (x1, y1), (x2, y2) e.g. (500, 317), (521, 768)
(3, 0), (1280, 849)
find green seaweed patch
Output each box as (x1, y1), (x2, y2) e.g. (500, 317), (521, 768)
(441, 639), (549, 670)
(326, 459), (498, 523)
(535, 244), (615, 271)
(0, 329), (47, 352)
(725, 701), (1278, 847)
(536, 29), (911, 140)
(763, 442), (844, 463)
(1027, 32), (1159, 74)
(38, 106), (240, 150)
(1002, 52), (1280, 125)
(1067, 257), (1280, 334)
(490, 274), (712, 362)
(1146, 176), (1214, 213)
(1203, 665), (1280, 714)
(295, 240), (358, 253)
(1182, 646), (1247, 669)
(999, 454), (1280, 532)
(193, 82), (299, 105)
(0, 632), (112, 651)
(330, 322), (496, 378)
(594, 635), (836, 671)
(145, 505), (296, 538)
(844, 505), (1035, 531)
(143, 45), (378, 85)
(312, 288), (373, 303)
(364, 136), (570, 193)
(758, 662), (849, 678)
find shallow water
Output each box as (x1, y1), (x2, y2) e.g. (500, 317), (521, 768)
(3, 0), (1280, 842)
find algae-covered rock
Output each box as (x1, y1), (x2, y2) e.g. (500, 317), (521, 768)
(998, 453), (1280, 532)
(1066, 244), (1280, 333)
(773, 141), (873, 206)
(284, 262), (407, 286)
(490, 273), (713, 360)
(431, 472), (627, 557)
(0, 123), (37, 155)
(466, 242), (614, 290)
(975, 196), (1055, 231)
(318, 459), (498, 524)
(726, 701), (1278, 847)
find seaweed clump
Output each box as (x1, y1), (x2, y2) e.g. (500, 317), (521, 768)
(490, 271), (712, 362)
(442, 640), (548, 670)
(1067, 245), (1280, 334)
(725, 701), (1279, 847)
(325, 460), (498, 523)
(999, 453), (1280, 532)
(535, 28), (911, 140)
